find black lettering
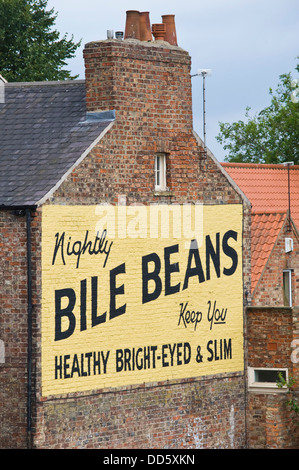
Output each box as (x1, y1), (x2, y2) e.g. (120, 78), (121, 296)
(55, 356), (63, 379)
(224, 338), (232, 359)
(93, 352), (101, 375)
(142, 253), (162, 303)
(177, 342), (183, 365)
(91, 276), (106, 327)
(222, 230), (238, 276)
(85, 352), (93, 375)
(184, 342), (191, 364)
(164, 244), (180, 296)
(206, 233), (220, 280)
(178, 302), (188, 327)
(101, 350), (110, 374)
(183, 239), (205, 290)
(110, 263), (126, 320)
(207, 340), (213, 362)
(55, 288), (76, 341)
(168, 343), (176, 366)
(136, 348), (143, 370)
(144, 346), (151, 369)
(162, 344), (169, 367)
(124, 348), (131, 371)
(52, 232), (66, 266)
(80, 279), (87, 331)
(64, 354), (71, 378)
(71, 354), (81, 377)
(116, 349), (123, 372)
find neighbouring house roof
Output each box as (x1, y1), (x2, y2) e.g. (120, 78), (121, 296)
(251, 211), (288, 292)
(221, 162), (299, 229)
(0, 80), (114, 207)
(221, 163), (299, 293)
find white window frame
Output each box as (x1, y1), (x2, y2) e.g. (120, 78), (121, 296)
(283, 269), (292, 307)
(155, 153), (167, 191)
(248, 367), (288, 393)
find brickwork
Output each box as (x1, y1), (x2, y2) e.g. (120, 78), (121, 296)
(246, 306), (299, 448)
(252, 221), (299, 307)
(0, 208), (41, 448)
(1, 39), (250, 449)
(34, 374), (245, 449)
(0, 210), (28, 448)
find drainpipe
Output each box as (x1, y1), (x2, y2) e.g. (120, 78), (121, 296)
(26, 207), (33, 449)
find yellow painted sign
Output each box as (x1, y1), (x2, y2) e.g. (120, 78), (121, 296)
(41, 204), (244, 396)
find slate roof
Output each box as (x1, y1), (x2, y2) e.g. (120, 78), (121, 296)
(0, 80), (114, 207)
(221, 162), (299, 229)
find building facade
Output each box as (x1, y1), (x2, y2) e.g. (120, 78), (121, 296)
(222, 162), (299, 448)
(0, 20), (251, 449)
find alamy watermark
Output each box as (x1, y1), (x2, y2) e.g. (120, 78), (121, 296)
(94, 198), (204, 247)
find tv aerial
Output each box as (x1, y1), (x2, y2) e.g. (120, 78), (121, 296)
(191, 69), (212, 154)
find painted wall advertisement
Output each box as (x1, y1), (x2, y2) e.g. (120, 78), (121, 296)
(41, 204), (244, 396)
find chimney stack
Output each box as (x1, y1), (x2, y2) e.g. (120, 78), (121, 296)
(83, 12), (192, 132)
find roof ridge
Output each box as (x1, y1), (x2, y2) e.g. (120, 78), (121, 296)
(221, 162), (299, 170)
(5, 79), (85, 88)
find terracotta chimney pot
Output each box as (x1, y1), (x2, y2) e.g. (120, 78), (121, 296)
(152, 23), (167, 41)
(140, 12), (152, 41)
(162, 14), (178, 46)
(124, 10), (141, 40)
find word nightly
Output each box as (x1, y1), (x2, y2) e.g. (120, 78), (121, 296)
(52, 229), (113, 269)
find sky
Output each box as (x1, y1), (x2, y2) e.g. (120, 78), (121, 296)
(47, 0), (299, 161)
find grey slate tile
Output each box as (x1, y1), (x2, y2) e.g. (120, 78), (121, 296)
(0, 80), (113, 207)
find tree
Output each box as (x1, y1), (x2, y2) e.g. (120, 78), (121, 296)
(0, 0), (81, 81)
(216, 62), (299, 165)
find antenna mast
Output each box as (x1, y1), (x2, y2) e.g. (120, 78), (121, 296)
(191, 69), (212, 155)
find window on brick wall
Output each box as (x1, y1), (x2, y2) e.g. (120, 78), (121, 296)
(155, 153), (167, 191)
(248, 367), (288, 392)
(283, 269), (292, 307)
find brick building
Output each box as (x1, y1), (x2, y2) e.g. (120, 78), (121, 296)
(222, 162), (299, 448)
(0, 13), (251, 449)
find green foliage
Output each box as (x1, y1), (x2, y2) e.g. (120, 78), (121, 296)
(277, 372), (299, 416)
(0, 0), (81, 81)
(217, 62), (299, 164)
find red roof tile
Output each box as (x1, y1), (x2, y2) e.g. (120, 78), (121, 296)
(221, 163), (299, 228)
(251, 211), (286, 292)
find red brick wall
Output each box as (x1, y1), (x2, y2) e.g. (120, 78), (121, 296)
(0, 210), (28, 448)
(252, 223), (299, 307)
(0, 208), (41, 449)
(84, 40), (193, 130)
(34, 374), (245, 449)
(1, 39), (251, 449)
(32, 40), (249, 450)
(246, 306), (299, 448)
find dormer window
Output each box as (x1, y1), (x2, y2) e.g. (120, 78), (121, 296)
(155, 153), (166, 191)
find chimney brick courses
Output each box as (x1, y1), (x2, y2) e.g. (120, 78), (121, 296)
(84, 39), (193, 133)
